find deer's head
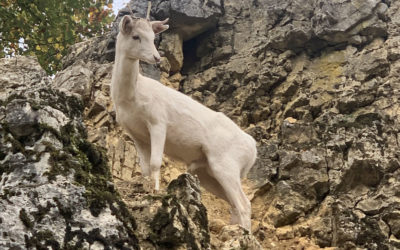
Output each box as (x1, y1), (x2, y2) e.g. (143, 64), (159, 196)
(117, 15), (169, 64)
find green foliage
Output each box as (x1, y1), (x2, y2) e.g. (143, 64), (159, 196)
(0, 0), (114, 74)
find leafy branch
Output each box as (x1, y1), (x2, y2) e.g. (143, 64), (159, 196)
(0, 0), (115, 74)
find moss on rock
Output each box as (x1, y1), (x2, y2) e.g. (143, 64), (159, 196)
(19, 208), (34, 229)
(24, 229), (60, 250)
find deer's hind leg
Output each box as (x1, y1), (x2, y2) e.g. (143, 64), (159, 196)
(205, 156), (251, 231)
(188, 160), (229, 202)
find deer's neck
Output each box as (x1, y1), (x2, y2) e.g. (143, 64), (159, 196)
(112, 55), (140, 104)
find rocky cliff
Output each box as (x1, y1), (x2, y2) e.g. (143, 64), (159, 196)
(0, 56), (211, 249)
(0, 56), (139, 249)
(2, 0), (400, 249)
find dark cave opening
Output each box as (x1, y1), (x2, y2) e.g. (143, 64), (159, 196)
(181, 36), (201, 75)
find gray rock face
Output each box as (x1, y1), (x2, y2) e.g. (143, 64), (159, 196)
(256, 0), (388, 51)
(0, 57), (139, 249)
(0, 56), (50, 101)
(53, 60), (94, 101)
(150, 174), (210, 249)
(62, 34), (115, 70)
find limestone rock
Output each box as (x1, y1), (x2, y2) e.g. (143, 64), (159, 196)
(53, 60), (94, 100)
(116, 174), (210, 249)
(312, 0), (387, 44)
(150, 174), (210, 249)
(62, 34), (114, 69)
(0, 57), (138, 249)
(160, 32), (184, 73)
(217, 225), (262, 250)
(262, 0), (388, 50)
(0, 56), (50, 101)
(5, 101), (40, 138)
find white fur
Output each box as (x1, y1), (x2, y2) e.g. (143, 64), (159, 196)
(111, 16), (257, 230)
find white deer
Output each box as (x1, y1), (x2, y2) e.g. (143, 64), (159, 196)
(111, 14), (257, 231)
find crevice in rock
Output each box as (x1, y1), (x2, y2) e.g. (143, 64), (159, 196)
(220, 0), (226, 16)
(322, 141), (332, 200)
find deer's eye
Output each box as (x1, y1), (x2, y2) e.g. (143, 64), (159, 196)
(132, 35), (140, 41)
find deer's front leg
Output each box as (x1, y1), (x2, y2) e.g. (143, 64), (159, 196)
(149, 123), (166, 191)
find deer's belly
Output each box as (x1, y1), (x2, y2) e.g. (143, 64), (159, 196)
(164, 137), (204, 164)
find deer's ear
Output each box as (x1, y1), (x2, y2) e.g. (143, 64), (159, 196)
(120, 15), (134, 35)
(150, 18), (169, 34)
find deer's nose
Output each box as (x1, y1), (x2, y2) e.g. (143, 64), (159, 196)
(154, 55), (161, 63)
